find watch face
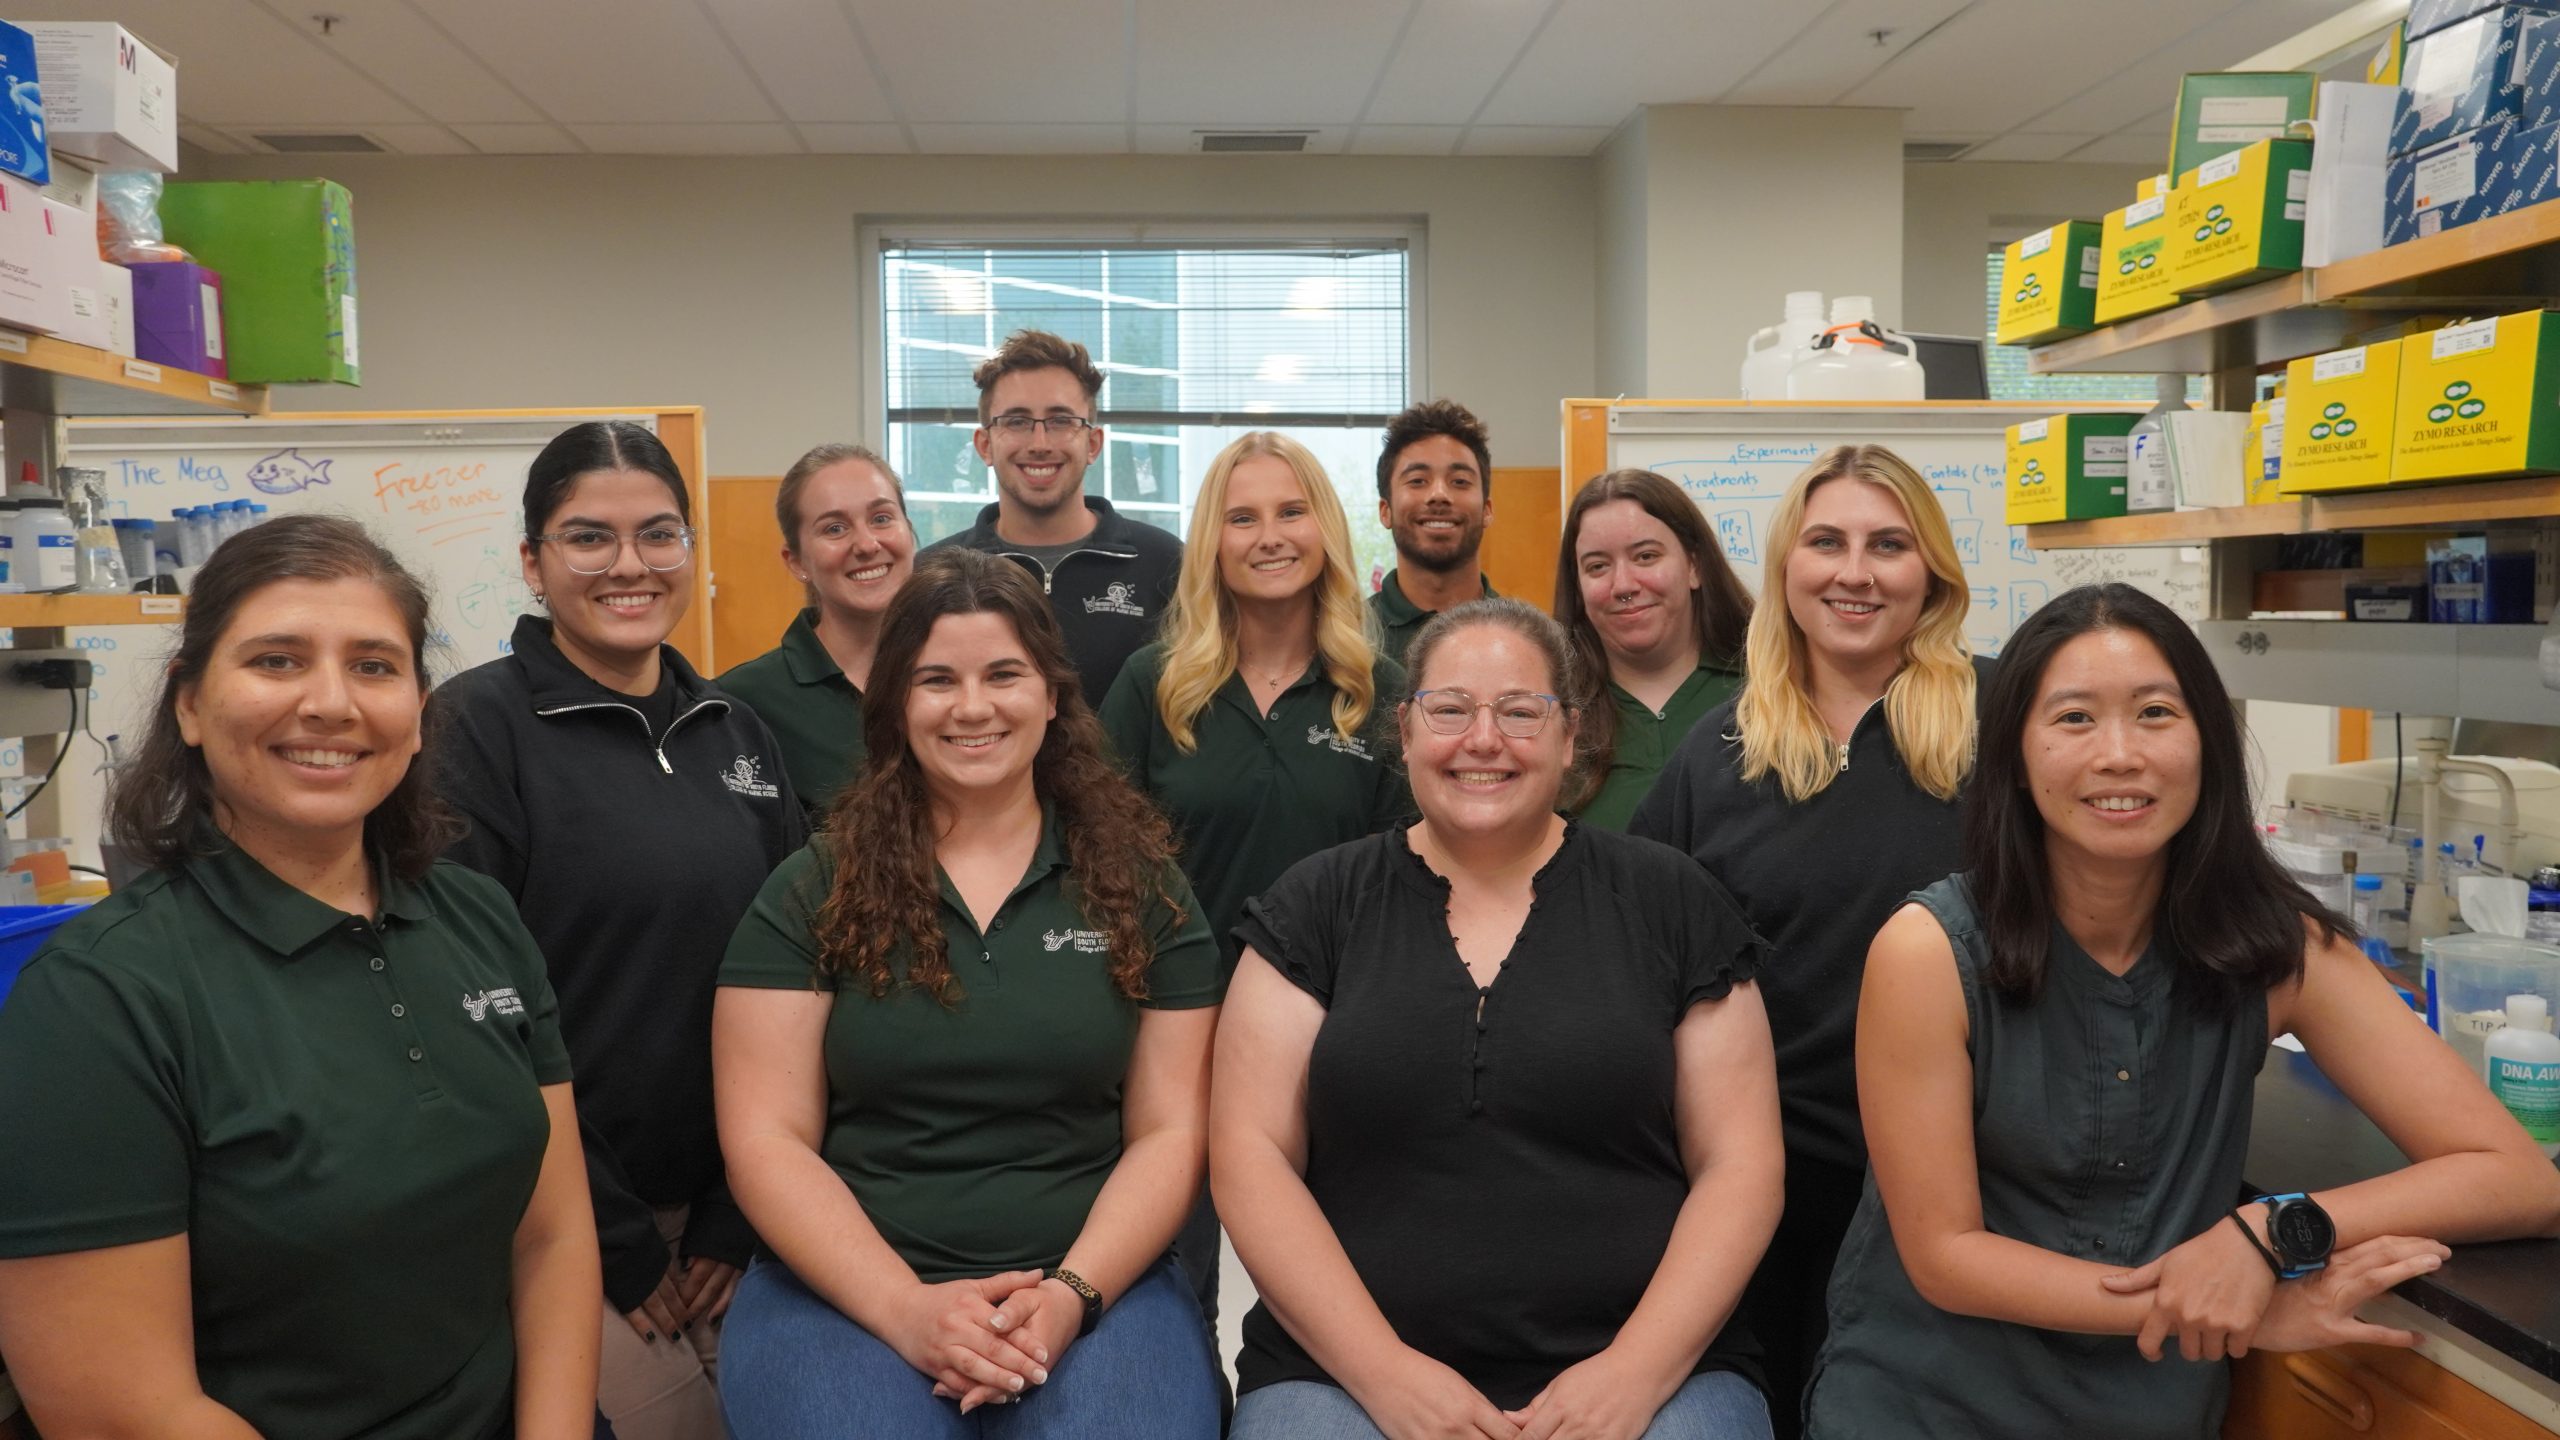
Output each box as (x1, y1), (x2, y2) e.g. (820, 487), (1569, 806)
(2272, 1200), (2336, 1261)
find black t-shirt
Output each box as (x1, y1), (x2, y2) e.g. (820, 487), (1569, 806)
(1231, 822), (1769, 1410)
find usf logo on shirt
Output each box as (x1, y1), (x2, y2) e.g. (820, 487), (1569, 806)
(721, 755), (781, 799)
(1083, 581), (1147, 618)
(1042, 928), (1110, 954)
(1307, 725), (1376, 762)
(461, 988), (526, 1021)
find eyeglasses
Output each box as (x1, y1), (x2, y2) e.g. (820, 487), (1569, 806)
(533, 524), (695, 575)
(1409, 688), (1564, 738)
(986, 414), (1095, 437)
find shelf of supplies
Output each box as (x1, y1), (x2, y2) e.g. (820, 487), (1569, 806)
(2029, 198), (2560, 377)
(0, 593), (183, 628)
(2024, 502), (2305, 549)
(0, 331), (265, 418)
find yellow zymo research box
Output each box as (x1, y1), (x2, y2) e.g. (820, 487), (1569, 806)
(1995, 220), (2102, 346)
(2168, 138), (2312, 298)
(2095, 193), (2180, 324)
(2280, 340), (2403, 493)
(2393, 310), (2560, 482)
(2006, 414), (2137, 525)
(2136, 173), (2170, 202)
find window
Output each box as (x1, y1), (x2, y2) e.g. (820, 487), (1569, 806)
(1984, 252), (2204, 404)
(874, 233), (1415, 582)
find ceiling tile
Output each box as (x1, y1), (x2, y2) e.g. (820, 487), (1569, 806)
(1961, 132), (2104, 162)
(255, 0), (548, 125)
(1345, 125), (1465, 154)
(451, 123), (585, 154)
(1475, 0), (1817, 126)
(847, 0), (1124, 125)
(357, 124), (479, 155)
(2016, 0), (2343, 135)
(697, 0), (898, 124)
(1456, 124), (1614, 155)
(1718, 0), (1973, 106)
(4, 0), (425, 127)
(1132, 0), (1408, 126)
(571, 123), (804, 154)
(1361, 0), (1553, 126)
(913, 123), (1132, 154)
(2061, 129), (2182, 165)
(412, 0), (777, 123)
(177, 123), (251, 156)
(1866, 0), (2262, 135)
(801, 123), (914, 153)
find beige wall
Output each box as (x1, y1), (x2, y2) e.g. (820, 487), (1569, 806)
(1900, 159), (2161, 339)
(195, 151), (1598, 474)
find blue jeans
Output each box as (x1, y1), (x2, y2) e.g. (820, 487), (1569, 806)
(1230, 1371), (1773, 1440)
(719, 1255), (1221, 1440)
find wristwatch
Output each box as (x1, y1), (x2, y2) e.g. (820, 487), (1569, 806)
(1044, 1266), (1103, 1337)
(2235, 1193), (2336, 1279)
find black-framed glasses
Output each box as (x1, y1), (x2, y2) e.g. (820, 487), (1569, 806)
(1409, 688), (1563, 738)
(986, 414), (1095, 437)
(533, 524), (695, 574)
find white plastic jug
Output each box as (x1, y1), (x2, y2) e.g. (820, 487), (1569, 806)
(1740, 290), (1826, 401)
(1786, 296), (1927, 402)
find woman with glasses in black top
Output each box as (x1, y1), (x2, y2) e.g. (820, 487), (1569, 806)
(1215, 598), (1783, 1440)
(436, 420), (805, 1440)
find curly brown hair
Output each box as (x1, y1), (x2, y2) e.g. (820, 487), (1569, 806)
(813, 547), (1181, 1002)
(972, 330), (1106, 424)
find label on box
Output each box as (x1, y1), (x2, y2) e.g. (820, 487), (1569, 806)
(2021, 226), (2054, 258)
(2285, 200), (2307, 221)
(2353, 596), (2417, 620)
(2417, 143), (2480, 208)
(201, 285), (223, 361)
(2434, 316), (2499, 359)
(2201, 95), (2294, 129)
(2200, 151), (2245, 186)
(2079, 245), (2100, 284)
(342, 293), (360, 369)
(2127, 195), (2167, 225)
(2018, 418), (2050, 443)
(2085, 435), (2129, 476)
(2288, 169), (2312, 201)
(2314, 347), (2370, 381)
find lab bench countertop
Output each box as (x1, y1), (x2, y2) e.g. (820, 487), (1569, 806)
(2250, 1042), (2560, 1379)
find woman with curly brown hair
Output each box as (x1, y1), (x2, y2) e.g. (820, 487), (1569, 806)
(711, 546), (1225, 1439)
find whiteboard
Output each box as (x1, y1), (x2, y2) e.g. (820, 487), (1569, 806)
(38, 412), (662, 858)
(1603, 404), (2206, 659)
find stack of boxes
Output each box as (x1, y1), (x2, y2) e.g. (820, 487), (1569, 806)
(2387, 2), (2560, 243)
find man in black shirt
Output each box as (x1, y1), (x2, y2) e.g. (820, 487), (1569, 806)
(1368, 399), (1498, 664)
(922, 330), (1181, 706)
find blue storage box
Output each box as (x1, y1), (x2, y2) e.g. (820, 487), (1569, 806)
(2394, 8), (2560, 155)
(0, 19), (49, 185)
(2410, 0), (2560, 41)
(0, 902), (85, 1008)
(2389, 115), (2560, 243)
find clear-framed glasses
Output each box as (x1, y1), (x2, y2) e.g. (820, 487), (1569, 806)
(986, 414), (1095, 437)
(533, 524), (695, 575)
(1410, 688), (1563, 738)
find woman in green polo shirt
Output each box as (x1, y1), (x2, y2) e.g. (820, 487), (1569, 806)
(0, 516), (601, 1440)
(715, 546), (1224, 1439)
(720, 442), (916, 816)
(1554, 467), (1753, 830)
(1098, 429), (1408, 1325)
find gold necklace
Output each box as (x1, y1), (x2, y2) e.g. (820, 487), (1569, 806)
(1243, 651), (1313, 690)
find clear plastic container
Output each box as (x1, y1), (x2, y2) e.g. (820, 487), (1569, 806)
(2426, 933), (2560, 1074)
(1785, 297), (1928, 401)
(1741, 290), (1825, 401)
(114, 519), (157, 583)
(14, 499), (78, 593)
(0, 498), (20, 594)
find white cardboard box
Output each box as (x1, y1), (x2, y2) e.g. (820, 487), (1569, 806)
(20, 23), (176, 173)
(0, 171), (68, 335)
(39, 154), (97, 223)
(98, 257), (131, 356)
(46, 199), (104, 349)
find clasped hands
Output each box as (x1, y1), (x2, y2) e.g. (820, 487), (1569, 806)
(2101, 1215), (2448, 1362)
(887, 1269), (1086, 1414)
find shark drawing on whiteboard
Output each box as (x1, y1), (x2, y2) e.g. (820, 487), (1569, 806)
(247, 448), (336, 495)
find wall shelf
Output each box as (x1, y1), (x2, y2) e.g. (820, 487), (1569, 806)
(2029, 198), (2560, 377)
(2202, 621), (2554, 726)
(0, 331), (265, 419)
(0, 594), (183, 629)
(2024, 475), (2560, 548)
(2025, 503), (2305, 549)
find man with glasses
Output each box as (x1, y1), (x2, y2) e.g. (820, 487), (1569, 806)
(923, 329), (1183, 706)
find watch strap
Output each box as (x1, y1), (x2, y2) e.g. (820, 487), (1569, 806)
(2228, 1204), (2285, 1278)
(1044, 1266), (1103, 1337)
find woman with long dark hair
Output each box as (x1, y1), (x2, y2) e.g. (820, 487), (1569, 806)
(0, 517), (600, 1439)
(1553, 467), (1752, 829)
(436, 420), (806, 1439)
(1807, 583), (2560, 1438)
(714, 547), (1223, 1438)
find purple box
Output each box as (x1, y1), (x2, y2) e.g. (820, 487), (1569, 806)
(126, 260), (224, 379)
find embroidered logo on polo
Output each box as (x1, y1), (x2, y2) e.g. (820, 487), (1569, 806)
(1082, 581), (1147, 618)
(1306, 725), (1376, 761)
(1041, 927), (1110, 953)
(461, 988), (525, 1021)
(721, 755), (780, 799)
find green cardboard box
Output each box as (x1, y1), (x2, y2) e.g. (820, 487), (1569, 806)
(2169, 72), (2317, 178)
(157, 179), (358, 385)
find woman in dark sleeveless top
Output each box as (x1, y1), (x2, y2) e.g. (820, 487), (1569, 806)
(1807, 584), (2560, 1440)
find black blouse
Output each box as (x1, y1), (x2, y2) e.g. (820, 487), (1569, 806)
(1232, 822), (1769, 1410)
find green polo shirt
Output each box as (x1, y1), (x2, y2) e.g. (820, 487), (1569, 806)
(718, 813), (1220, 1284)
(720, 607), (865, 815)
(1099, 643), (1411, 971)
(0, 844), (571, 1440)
(1576, 663), (1745, 832)
(1367, 570), (1498, 666)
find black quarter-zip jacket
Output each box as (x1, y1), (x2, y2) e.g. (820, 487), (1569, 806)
(433, 615), (806, 1310)
(922, 494), (1183, 708)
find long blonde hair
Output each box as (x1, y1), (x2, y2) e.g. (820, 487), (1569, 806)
(1156, 432), (1377, 752)
(1736, 444), (1975, 803)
